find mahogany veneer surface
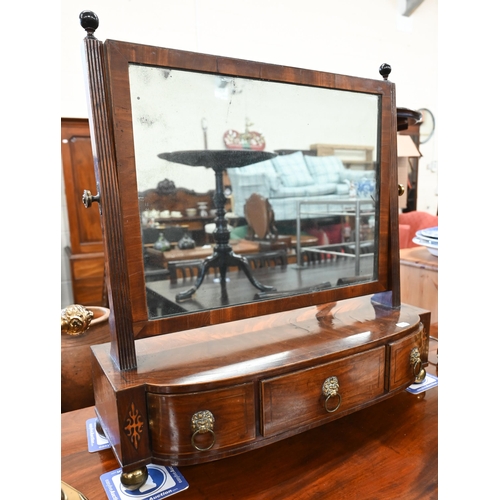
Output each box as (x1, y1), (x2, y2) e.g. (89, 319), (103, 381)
(88, 297), (429, 471)
(61, 352), (437, 500)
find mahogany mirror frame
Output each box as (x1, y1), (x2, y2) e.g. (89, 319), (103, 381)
(80, 11), (400, 370)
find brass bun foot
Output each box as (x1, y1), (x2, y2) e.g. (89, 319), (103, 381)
(121, 466), (149, 491)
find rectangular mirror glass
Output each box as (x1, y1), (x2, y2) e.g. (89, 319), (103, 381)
(100, 41), (395, 338)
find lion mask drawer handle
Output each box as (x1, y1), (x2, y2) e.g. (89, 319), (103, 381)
(410, 347), (426, 383)
(191, 410), (216, 451)
(322, 376), (342, 413)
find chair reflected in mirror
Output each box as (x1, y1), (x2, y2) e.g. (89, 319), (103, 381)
(243, 192), (292, 252)
(168, 259), (204, 284)
(244, 249), (288, 270)
(168, 249), (288, 285)
(244, 193), (279, 242)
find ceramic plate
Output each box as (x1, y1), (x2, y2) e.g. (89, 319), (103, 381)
(417, 226), (438, 240)
(413, 235), (438, 246)
(412, 236), (438, 256)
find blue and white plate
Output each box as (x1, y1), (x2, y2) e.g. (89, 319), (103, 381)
(412, 236), (438, 256)
(416, 226), (438, 240)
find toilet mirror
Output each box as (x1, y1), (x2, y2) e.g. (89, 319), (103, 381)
(83, 35), (399, 341)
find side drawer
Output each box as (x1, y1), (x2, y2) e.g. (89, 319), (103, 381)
(260, 346), (385, 437)
(147, 383), (255, 458)
(387, 325), (425, 391)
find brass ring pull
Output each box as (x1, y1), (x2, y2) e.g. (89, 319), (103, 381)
(324, 393), (342, 413)
(322, 376), (342, 413)
(191, 410), (216, 451)
(410, 347), (427, 383)
(191, 428), (216, 451)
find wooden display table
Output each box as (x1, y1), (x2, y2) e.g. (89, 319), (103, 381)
(146, 237), (318, 269)
(400, 246), (438, 324)
(146, 239), (261, 268)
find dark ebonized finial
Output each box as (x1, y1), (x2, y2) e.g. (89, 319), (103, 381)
(80, 10), (99, 38)
(379, 63), (391, 81)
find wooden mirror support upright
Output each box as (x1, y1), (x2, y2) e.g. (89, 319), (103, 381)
(80, 11), (137, 371)
(79, 11), (429, 489)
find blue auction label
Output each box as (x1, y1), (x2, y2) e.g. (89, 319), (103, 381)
(406, 373), (438, 394)
(101, 464), (189, 500)
(86, 418), (111, 452)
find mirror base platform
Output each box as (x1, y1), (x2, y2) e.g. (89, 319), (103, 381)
(90, 297), (430, 471)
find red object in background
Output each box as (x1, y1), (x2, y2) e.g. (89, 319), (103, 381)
(306, 228), (329, 246)
(323, 224), (343, 244)
(306, 224), (343, 246)
(398, 211), (438, 249)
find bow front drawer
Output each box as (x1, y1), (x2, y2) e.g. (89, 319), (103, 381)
(147, 383), (255, 461)
(260, 346), (385, 437)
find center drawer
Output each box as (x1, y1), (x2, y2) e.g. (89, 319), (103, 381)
(260, 346), (385, 437)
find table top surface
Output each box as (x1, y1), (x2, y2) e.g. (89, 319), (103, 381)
(147, 236), (320, 263)
(147, 239), (261, 263)
(158, 150), (277, 170)
(61, 355), (437, 499)
(400, 246), (438, 269)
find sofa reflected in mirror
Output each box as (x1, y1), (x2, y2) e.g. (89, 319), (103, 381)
(228, 148), (376, 222)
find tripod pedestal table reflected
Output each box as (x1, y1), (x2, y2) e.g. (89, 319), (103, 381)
(158, 150), (277, 303)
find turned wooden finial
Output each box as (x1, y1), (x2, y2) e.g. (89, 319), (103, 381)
(379, 63), (391, 81)
(79, 10), (99, 38)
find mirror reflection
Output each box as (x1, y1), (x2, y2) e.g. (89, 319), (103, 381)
(128, 65), (380, 319)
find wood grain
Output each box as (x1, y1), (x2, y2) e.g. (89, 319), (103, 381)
(400, 246), (438, 324)
(87, 298), (428, 467)
(62, 352), (437, 499)
(86, 37), (398, 340)
(61, 118), (105, 305)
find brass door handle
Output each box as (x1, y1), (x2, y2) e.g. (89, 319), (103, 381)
(82, 189), (100, 208)
(398, 183), (405, 196)
(410, 347), (426, 383)
(322, 376), (342, 413)
(191, 410), (216, 451)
